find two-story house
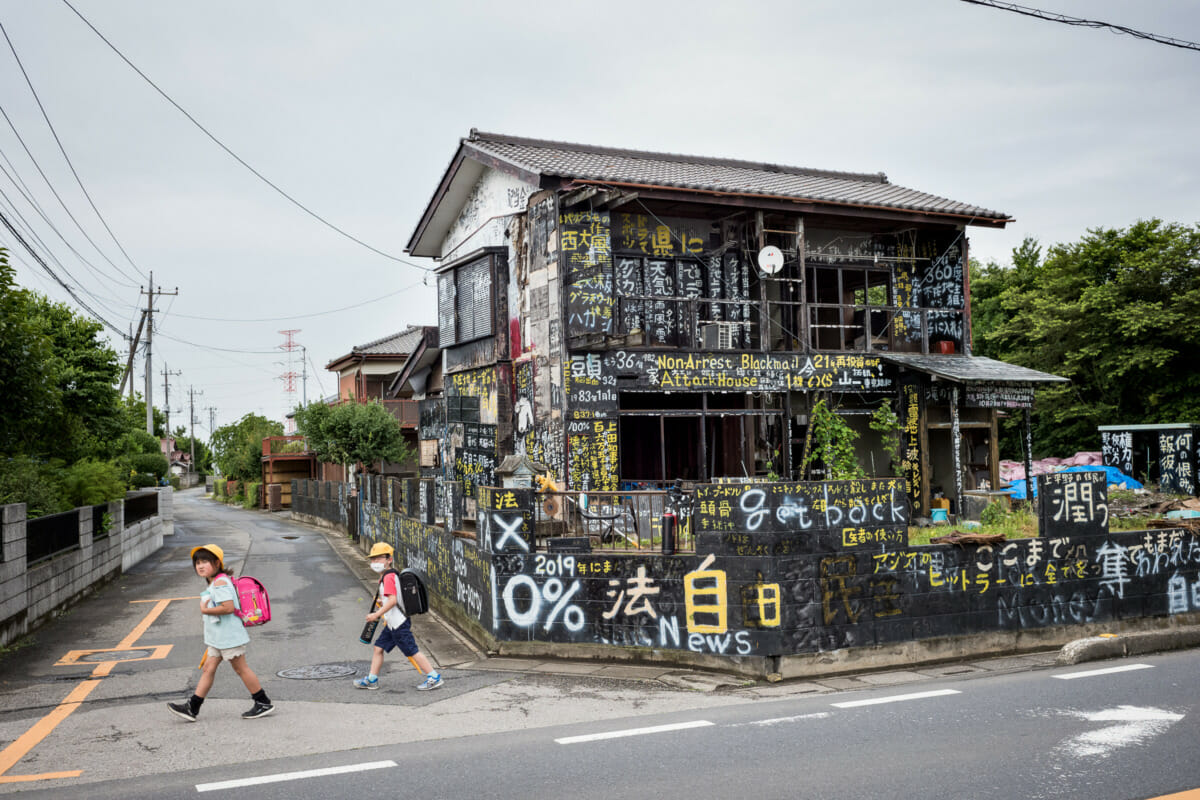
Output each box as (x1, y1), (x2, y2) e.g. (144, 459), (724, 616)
(402, 130), (1065, 518)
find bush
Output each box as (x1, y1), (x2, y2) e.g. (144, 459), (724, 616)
(168, 475), (180, 490)
(213, 479), (225, 498)
(0, 456), (66, 518)
(981, 499), (1008, 527)
(130, 473), (157, 489)
(242, 481), (261, 509)
(127, 453), (168, 479)
(61, 460), (126, 507)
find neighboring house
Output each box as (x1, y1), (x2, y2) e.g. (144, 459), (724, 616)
(404, 130), (1065, 517)
(321, 326), (436, 478)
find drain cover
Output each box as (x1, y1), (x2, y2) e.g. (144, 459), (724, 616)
(79, 649), (154, 662)
(277, 664), (358, 680)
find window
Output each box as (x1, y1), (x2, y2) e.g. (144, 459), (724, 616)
(438, 255), (494, 347)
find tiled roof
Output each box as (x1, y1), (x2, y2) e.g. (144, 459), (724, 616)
(880, 354), (1068, 384)
(465, 130), (1011, 222)
(353, 326), (426, 356)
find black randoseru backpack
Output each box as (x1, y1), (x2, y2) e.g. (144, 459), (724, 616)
(394, 568), (429, 615)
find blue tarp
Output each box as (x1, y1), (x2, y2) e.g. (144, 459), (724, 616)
(1003, 465), (1142, 500)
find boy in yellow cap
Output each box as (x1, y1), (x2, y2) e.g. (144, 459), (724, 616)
(168, 544), (274, 720)
(355, 542), (442, 690)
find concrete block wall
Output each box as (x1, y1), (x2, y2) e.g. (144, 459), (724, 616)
(0, 494), (166, 648)
(344, 476), (1200, 677)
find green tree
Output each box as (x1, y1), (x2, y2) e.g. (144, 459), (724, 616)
(972, 221), (1200, 456)
(0, 248), (55, 456)
(211, 413), (283, 481)
(294, 400), (413, 476)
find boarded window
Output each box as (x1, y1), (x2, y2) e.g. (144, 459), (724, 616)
(437, 255), (494, 347)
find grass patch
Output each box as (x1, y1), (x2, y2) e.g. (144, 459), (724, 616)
(909, 505), (1038, 546)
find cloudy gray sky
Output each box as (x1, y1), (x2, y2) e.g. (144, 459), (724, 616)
(1, 1), (1197, 436)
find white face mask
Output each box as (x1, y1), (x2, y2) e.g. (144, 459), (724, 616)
(370, 562), (387, 574)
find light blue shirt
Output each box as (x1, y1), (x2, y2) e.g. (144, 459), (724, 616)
(203, 576), (250, 649)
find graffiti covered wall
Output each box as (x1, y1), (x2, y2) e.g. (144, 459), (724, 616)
(333, 473), (1200, 672)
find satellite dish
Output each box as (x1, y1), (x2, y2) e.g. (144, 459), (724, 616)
(757, 245), (784, 275)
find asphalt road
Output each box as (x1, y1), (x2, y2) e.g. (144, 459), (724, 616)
(8, 649), (1200, 800)
(2, 490), (1198, 799)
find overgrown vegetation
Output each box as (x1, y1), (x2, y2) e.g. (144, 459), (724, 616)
(0, 247), (191, 516)
(803, 398), (865, 480)
(971, 221), (1200, 457)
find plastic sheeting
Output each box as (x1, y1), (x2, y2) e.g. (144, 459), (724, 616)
(1003, 465), (1142, 500)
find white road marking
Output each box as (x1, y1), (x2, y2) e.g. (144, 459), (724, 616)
(1052, 663), (1154, 680)
(728, 712), (833, 728)
(1058, 706), (1184, 758)
(196, 760), (397, 792)
(555, 720), (714, 744)
(831, 689), (961, 708)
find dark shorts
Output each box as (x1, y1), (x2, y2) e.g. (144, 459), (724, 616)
(375, 619), (419, 657)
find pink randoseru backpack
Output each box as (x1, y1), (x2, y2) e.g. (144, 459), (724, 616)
(217, 574), (271, 627)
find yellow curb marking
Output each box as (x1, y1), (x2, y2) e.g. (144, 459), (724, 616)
(0, 596), (190, 783)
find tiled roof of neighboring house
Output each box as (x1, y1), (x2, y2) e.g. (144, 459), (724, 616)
(352, 326), (426, 356)
(466, 130), (1010, 222)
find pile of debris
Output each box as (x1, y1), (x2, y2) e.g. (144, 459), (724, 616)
(1108, 491), (1200, 520)
(930, 531), (1007, 547)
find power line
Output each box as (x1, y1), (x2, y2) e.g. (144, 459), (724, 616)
(167, 280), (426, 322)
(60, 0), (434, 272)
(0, 21), (148, 280)
(959, 0), (1200, 52)
(0, 207), (127, 338)
(0, 102), (143, 285)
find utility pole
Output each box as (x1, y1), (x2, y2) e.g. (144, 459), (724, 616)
(188, 386), (203, 481)
(140, 271), (178, 434)
(162, 364), (182, 437)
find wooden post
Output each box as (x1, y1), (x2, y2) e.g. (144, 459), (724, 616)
(1023, 407), (1036, 505)
(951, 385), (963, 518)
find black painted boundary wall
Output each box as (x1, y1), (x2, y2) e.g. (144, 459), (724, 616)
(291, 477), (1200, 674)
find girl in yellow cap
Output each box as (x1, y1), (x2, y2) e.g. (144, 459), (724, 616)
(167, 544), (274, 721)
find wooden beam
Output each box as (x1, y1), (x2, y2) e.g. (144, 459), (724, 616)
(561, 186), (600, 207)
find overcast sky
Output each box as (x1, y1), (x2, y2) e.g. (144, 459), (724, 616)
(1, 1), (1197, 437)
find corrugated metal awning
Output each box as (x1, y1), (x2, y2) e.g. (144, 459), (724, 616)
(879, 354), (1068, 384)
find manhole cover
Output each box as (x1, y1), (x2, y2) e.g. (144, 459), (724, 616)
(79, 649), (153, 662)
(277, 664), (358, 680)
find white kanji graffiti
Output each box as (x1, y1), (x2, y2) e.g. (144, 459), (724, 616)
(1095, 540), (1130, 599)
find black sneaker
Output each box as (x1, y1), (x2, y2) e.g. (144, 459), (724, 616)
(167, 701), (197, 722)
(242, 701), (274, 719)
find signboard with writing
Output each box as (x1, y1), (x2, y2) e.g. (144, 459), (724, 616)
(900, 379), (923, 514)
(566, 414), (619, 492)
(602, 350), (893, 393)
(1038, 471), (1108, 538)
(1158, 430), (1196, 495)
(696, 479), (908, 553)
(613, 213), (709, 258)
(964, 383), (1035, 409)
(562, 211), (614, 338)
(453, 422), (496, 500)
(477, 486), (534, 554)
(1100, 431), (1134, 477)
(615, 256), (643, 332)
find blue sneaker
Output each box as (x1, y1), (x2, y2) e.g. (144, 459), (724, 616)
(354, 675), (379, 690)
(416, 673), (443, 691)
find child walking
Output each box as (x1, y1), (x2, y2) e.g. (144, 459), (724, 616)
(168, 544), (275, 721)
(354, 542), (443, 691)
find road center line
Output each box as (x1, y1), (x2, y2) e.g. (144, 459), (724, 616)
(1051, 663), (1154, 680)
(556, 720), (714, 744)
(832, 689), (961, 708)
(196, 760), (398, 792)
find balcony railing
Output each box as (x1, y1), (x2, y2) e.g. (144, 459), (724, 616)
(609, 294), (963, 355)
